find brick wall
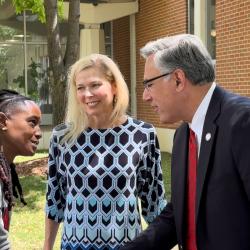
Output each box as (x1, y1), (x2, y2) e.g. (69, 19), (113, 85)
(112, 16), (131, 112)
(113, 1), (186, 128)
(135, 0), (187, 128)
(216, 0), (250, 96)
(113, 1), (250, 129)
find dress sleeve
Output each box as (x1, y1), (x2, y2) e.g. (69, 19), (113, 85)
(0, 182), (10, 250)
(45, 133), (67, 223)
(137, 127), (167, 223)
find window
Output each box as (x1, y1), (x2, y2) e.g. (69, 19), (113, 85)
(188, 0), (216, 59)
(188, 0), (194, 34)
(0, 11), (66, 125)
(206, 0), (216, 59)
(101, 22), (113, 58)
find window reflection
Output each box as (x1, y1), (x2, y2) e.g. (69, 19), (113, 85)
(101, 21), (113, 58)
(0, 13), (66, 125)
(207, 0), (216, 59)
(188, 0), (216, 59)
(188, 0), (194, 34)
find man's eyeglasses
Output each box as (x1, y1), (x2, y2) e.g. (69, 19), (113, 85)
(143, 72), (172, 90)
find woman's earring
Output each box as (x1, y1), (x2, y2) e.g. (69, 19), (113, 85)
(1, 127), (7, 131)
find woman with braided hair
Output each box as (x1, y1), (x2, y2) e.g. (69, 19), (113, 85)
(0, 89), (42, 249)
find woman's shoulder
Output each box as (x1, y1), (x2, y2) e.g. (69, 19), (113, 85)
(52, 123), (71, 138)
(128, 116), (155, 130)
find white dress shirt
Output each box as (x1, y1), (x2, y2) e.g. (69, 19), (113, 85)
(189, 82), (216, 157)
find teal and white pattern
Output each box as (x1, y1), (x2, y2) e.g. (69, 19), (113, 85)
(45, 117), (167, 250)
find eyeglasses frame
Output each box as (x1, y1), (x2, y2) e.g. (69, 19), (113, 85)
(143, 72), (172, 90)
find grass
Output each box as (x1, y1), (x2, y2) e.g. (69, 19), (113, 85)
(10, 176), (48, 250)
(10, 152), (171, 249)
(161, 152), (172, 201)
(10, 151), (62, 250)
(14, 150), (48, 164)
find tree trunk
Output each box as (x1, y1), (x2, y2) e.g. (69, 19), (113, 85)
(44, 0), (80, 126)
(64, 0), (80, 70)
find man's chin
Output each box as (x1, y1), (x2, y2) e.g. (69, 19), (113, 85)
(159, 116), (175, 124)
(159, 116), (169, 124)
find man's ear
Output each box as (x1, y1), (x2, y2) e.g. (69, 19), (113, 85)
(0, 112), (8, 131)
(174, 69), (186, 92)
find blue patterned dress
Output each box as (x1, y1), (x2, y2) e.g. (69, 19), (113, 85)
(45, 117), (167, 250)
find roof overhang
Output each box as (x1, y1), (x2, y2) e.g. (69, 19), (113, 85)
(64, 0), (138, 25)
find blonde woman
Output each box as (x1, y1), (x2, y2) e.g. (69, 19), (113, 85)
(44, 54), (167, 250)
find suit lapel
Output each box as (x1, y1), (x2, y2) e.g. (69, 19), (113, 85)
(171, 123), (189, 243)
(195, 86), (224, 219)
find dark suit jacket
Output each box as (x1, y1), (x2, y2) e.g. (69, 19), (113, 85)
(120, 86), (250, 250)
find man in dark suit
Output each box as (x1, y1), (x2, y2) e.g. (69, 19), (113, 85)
(120, 34), (250, 250)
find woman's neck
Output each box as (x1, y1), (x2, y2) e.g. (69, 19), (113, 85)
(88, 115), (127, 129)
(0, 144), (14, 164)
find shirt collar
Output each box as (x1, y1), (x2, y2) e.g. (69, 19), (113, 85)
(189, 82), (216, 154)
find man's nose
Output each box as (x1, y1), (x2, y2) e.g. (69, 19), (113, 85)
(142, 88), (151, 101)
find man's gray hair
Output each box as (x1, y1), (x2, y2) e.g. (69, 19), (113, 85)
(140, 34), (215, 85)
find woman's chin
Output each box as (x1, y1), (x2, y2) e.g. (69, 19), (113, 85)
(21, 148), (36, 157)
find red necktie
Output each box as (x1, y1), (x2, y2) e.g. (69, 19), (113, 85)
(186, 129), (197, 250)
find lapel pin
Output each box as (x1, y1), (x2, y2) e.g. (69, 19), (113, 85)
(205, 133), (211, 141)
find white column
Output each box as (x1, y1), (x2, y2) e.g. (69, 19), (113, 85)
(194, 0), (206, 44)
(80, 24), (105, 58)
(130, 14), (137, 117)
(23, 10), (28, 96)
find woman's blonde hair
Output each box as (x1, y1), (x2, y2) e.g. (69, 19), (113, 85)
(62, 54), (129, 144)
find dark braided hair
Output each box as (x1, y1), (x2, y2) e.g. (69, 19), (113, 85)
(0, 89), (32, 210)
(0, 89), (31, 115)
(0, 153), (13, 210)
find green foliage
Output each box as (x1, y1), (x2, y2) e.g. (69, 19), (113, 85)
(0, 26), (18, 89)
(0, 0), (64, 23)
(12, 58), (50, 102)
(12, 0), (45, 22)
(0, 25), (17, 41)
